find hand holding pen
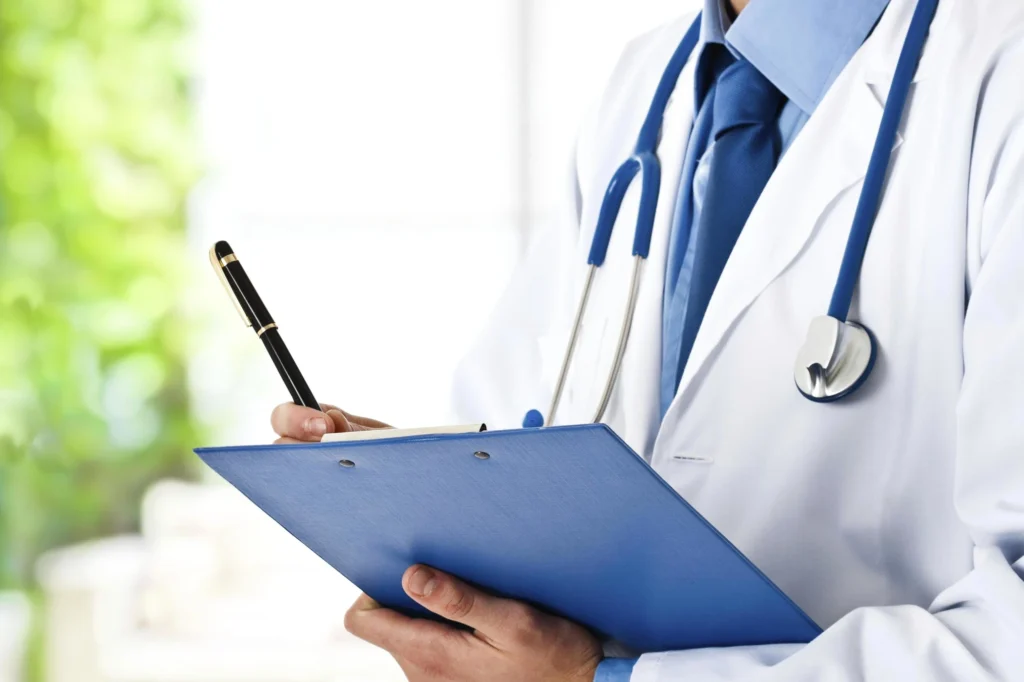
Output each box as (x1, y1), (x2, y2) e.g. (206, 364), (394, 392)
(210, 240), (391, 440)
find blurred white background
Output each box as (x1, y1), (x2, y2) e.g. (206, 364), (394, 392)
(187, 0), (699, 441)
(30, 2), (702, 681)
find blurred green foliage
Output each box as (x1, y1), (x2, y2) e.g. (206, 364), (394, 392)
(0, 0), (200, 587)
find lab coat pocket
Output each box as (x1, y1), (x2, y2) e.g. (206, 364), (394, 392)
(652, 428), (715, 502)
(657, 452), (715, 507)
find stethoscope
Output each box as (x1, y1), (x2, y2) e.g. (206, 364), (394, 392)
(523, 0), (939, 429)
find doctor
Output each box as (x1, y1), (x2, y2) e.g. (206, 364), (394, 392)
(271, 0), (1024, 679)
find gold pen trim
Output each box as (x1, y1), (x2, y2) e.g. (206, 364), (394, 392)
(209, 245), (252, 327)
(256, 323), (278, 337)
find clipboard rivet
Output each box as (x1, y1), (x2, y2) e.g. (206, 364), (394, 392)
(473, 451), (490, 460)
(339, 459), (356, 468)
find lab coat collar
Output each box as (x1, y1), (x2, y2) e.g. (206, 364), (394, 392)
(861, 0), (953, 87)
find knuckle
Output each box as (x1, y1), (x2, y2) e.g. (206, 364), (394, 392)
(270, 404), (286, 433)
(442, 587), (476, 621)
(512, 601), (542, 629)
(271, 403), (302, 435)
(325, 409), (348, 431)
(406, 638), (450, 676)
(416, 656), (447, 679)
(508, 603), (546, 645)
(342, 608), (360, 637)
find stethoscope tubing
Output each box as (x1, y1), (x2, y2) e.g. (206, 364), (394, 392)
(828, 0), (939, 321)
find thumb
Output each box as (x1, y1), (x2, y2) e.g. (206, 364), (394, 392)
(402, 565), (528, 639)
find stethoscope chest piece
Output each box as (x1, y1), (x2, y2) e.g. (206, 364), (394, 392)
(794, 316), (877, 403)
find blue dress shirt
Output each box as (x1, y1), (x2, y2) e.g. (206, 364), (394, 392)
(595, 657), (638, 682)
(658, 0), (891, 416)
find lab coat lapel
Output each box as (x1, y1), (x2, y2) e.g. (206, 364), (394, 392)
(862, 0), (951, 89)
(670, 65), (893, 409)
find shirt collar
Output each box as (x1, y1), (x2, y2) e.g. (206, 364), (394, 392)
(700, 0), (733, 49)
(700, 0), (891, 115)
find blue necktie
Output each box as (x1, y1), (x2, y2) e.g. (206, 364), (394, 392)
(667, 56), (785, 396)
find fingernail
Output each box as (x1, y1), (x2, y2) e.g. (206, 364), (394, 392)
(407, 566), (438, 597)
(355, 594), (381, 612)
(307, 417), (328, 436)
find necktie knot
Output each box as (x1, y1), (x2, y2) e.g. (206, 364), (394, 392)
(711, 58), (785, 140)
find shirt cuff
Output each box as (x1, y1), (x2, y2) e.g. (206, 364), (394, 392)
(594, 657), (639, 682)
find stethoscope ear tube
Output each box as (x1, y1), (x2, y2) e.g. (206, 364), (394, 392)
(546, 257), (647, 427)
(546, 265), (597, 426)
(551, 147), (661, 425)
(591, 256), (645, 423)
(587, 153), (661, 266)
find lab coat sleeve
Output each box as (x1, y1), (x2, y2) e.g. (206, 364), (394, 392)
(628, 32), (1024, 682)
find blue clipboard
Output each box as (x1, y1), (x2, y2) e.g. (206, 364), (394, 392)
(196, 424), (820, 652)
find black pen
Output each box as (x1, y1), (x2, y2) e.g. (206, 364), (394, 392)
(209, 240), (321, 410)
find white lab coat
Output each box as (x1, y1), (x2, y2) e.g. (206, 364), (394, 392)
(452, 0), (1024, 679)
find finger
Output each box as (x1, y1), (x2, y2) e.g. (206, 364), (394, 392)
(340, 409), (392, 430)
(403, 565), (535, 639)
(322, 406), (392, 432)
(320, 404), (391, 432)
(344, 593), (453, 654)
(349, 592), (382, 612)
(270, 403), (334, 440)
(324, 409), (371, 433)
(325, 409), (394, 433)
(273, 437), (310, 445)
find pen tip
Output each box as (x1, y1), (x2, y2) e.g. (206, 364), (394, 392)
(212, 240), (234, 261)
